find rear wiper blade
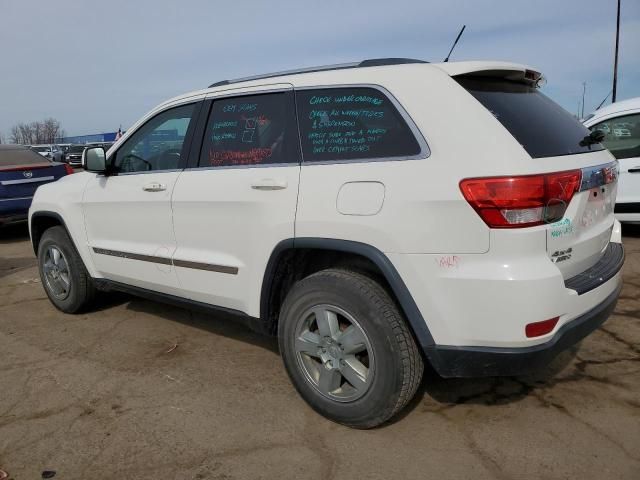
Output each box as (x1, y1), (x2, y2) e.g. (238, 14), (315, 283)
(580, 129), (605, 147)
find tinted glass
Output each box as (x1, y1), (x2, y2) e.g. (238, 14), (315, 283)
(590, 113), (640, 160)
(456, 76), (604, 158)
(0, 148), (48, 166)
(32, 146), (50, 152)
(200, 92), (299, 167)
(69, 145), (86, 153)
(114, 103), (195, 173)
(296, 88), (421, 162)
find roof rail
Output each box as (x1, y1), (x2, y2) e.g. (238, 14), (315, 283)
(207, 58), (427, 88)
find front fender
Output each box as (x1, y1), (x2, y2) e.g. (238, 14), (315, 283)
(29, 173), (99, 278)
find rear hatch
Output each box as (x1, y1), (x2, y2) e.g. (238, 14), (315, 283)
(0, 148), (70, 200)
(453, 71), (618, 280)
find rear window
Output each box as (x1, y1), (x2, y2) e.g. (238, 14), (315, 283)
(0, 148), (48, 167)
(456, 76), (604, 158)
(296, 87), (422, 162)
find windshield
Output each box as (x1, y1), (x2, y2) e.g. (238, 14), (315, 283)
(455, 76), (604, 158)
(69, 145), (86, 153)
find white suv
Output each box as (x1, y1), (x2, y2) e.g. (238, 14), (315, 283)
(29, 59), (624, 428)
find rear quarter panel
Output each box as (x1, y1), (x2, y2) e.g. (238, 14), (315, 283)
(293, 65), (535, 254)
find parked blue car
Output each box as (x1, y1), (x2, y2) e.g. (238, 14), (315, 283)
(0, 144), (73, 226)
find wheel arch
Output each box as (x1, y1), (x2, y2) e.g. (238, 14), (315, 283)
(260, 237), (435, 349)
(30, 211), (75, 255)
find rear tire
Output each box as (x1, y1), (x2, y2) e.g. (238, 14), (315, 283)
(278, 268), (423, 428)
(37, 226), (96, 313)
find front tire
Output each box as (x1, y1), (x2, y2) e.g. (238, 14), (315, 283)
(37, 226), (96, 313)
(278, 269), (424, 428)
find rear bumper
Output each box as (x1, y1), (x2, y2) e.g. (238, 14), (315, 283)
(425, 282), (622, 377)
(564, 242), (624, 294)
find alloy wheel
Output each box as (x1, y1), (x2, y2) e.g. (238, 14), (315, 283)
(42, 245), (71, 300)
(294, 304), (374, 402)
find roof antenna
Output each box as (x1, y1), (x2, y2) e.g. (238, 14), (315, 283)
(443, 25), (466, 62)
(595, 90), (612, 110)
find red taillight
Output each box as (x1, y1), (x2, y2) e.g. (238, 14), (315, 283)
(525, 317), (559, 338)
(64, 164), (75, 175)
(459, 170), (582, 228)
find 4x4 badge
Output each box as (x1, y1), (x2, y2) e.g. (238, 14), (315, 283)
(551, 247), (573, 263)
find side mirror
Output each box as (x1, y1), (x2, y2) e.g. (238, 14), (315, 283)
(83, 147), (107, 173)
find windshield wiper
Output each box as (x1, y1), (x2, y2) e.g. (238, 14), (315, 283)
(580, 129), (605, 148)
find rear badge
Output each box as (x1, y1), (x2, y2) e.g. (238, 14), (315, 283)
(551, 247), (572, 263)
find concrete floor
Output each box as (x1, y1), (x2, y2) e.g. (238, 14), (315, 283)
(1, 223), (638, 480)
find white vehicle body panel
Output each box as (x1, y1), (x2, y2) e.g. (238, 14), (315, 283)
(28, 172), (98, 276)
(82, 170), (183, 295)
(172, 164), (300, 314)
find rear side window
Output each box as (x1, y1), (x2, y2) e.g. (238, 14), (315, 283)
(296, 87), (422, 162)
(456, 76), (604, 158)
(590, 113), (640, 160)
(0, 148), (48, 167)
(199, 92), (299, 167)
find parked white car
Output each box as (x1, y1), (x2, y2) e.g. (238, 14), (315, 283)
(31, 144), (64, 162)
(29, 59), (624, 428)
(584, 97), (640, 223)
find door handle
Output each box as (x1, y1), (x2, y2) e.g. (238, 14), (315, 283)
(628, 167), (640, 173)
(251, 178), (288, 190)
(142, 182), (167, 192)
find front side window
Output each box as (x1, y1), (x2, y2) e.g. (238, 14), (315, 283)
(199, 92), (299, 168)
(590, 113), (640, 160)
(296, 87), (422, 162)
(113, 103), (195, 173)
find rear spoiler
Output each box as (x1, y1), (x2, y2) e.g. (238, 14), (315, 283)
(0, 162), (53, 172)
(434, 61), (543, 86)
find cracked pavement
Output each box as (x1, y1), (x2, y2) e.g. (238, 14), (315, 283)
(0, 223), (638, 480)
